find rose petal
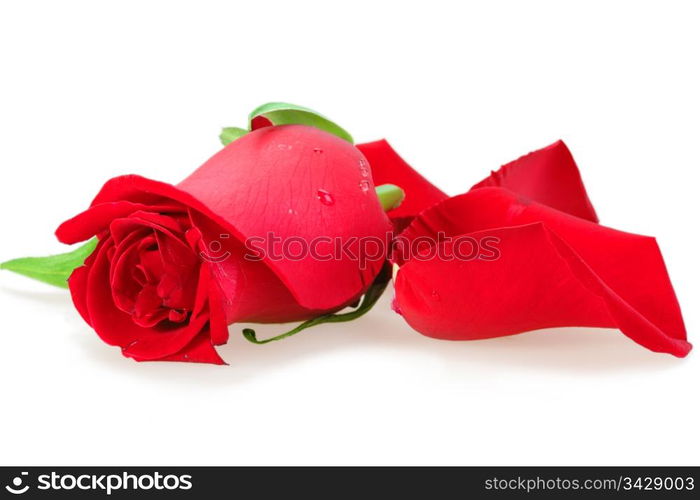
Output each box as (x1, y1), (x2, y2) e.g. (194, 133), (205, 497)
(179, 126), (391, 311)
(393, 187), (690, 357)
(84, 236), (208, 360)
(121, 261), (216, 359)
(357, 139), (448, 224)
(152, 230), (198, 310)
(109, 226), (150, 313)
(188, 210), (323, 324)
(67, 248), (98, 326)
(132, 284), (170, 327)
(471, 140), (598, 222)
(207, 283), (229, 346)
(154, 331), (226, 365)
(56, 201), (182, 244)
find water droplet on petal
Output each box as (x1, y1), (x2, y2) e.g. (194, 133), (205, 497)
(288, 208), (297, 215)
(277, 143), (292, 150)
(317, 189), (335, 206)
(313, 148), (323, 154)
(431, 290), (441, 301)
(359, 180), (371, 193)
(359, 159), (370, 177)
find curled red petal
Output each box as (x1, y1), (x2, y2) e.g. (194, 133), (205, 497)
(109, 226), (149, 314)
(56, 201), (181, 244)
(207, 282), (229, 346)
(67, 261), (93, 326)
(154, 331), (227, 365)
(393, 188), (689, 357)
(471, 140), (598, 222)
(187, 210), (322, 324)
(179, 126), (391, 310)
(357, 139), (448, 223)
(124, 265), (226, 363)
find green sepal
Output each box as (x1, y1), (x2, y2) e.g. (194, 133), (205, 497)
(248, 102), (354, 143)
(0, 238), (98, 288)
(243, 263), (391, 344)
(219, 127), (248, 146)
(375, 184), (405, 211)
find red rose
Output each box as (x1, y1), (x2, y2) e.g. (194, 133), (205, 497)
(56, 125), (392, 364)
(391, 141), (690, 357)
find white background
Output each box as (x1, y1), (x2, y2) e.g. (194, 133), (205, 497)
(1, 1), (698, 466)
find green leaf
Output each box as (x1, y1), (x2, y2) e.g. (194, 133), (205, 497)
(249, 102), (354, 144)
(243, 264), (391, 344)
(0, 238), (98, 288)
(219, 126), (248, 146)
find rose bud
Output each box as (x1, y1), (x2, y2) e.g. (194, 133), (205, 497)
(3, 114), (401, 364)
(392, 141), (690, 357)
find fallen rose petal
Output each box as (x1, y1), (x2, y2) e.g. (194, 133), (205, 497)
(471, 140), (598, 222)
(357, 139), (448, 226)
(393, 187), (690, 357)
